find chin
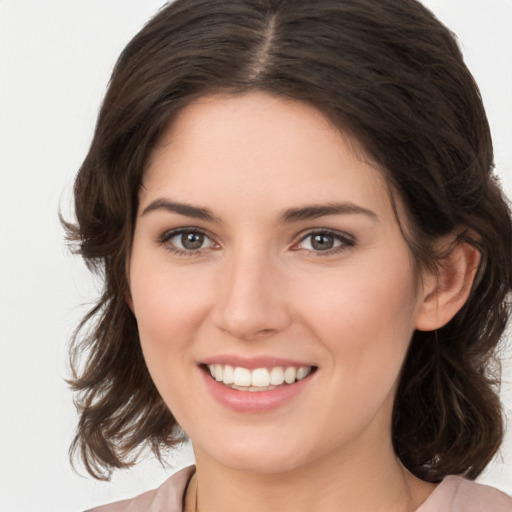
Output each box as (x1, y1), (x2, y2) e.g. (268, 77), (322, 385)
(209, 447), (311, 474)
(192, 426), (324, 475)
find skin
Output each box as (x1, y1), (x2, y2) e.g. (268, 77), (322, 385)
(128, 92), (476, 512)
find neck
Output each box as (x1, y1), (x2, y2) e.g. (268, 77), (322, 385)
(188, 432), (435, 512)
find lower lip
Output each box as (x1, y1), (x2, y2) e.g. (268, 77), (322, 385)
(200, 368), (315, 413)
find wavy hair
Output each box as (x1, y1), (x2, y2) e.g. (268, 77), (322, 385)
(65, 0), (512, 480)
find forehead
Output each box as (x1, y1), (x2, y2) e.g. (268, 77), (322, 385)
(141, 92), (392, 218)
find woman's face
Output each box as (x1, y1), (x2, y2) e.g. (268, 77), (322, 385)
(129, 92), (430, 474)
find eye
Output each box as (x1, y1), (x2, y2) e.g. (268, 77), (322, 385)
(295, 230), (355, 253)
(160, 228), (216, 254)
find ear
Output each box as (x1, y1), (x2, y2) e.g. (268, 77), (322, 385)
(415, 237), (481, 332)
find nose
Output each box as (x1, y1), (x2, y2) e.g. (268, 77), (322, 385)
(211, 247), (292, 341)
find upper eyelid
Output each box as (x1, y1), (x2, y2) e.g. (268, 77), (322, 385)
(156, 229), (220, 261)
(157, 226), (355, 250)
(160, 226), (213, 240)
(295, 228), (355, 243)
(289, 229), (356, 256)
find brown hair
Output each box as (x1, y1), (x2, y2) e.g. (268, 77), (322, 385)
(66, 0), (512, 481)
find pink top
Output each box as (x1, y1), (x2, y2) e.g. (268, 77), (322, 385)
(86, 466), (512, 512)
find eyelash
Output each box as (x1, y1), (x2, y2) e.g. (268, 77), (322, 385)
(158, 228), (217, 257)
(293, 229), (356, 256)
(157, 228), (356, 257)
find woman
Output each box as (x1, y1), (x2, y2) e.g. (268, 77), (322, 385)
(66, 0), (512, 510)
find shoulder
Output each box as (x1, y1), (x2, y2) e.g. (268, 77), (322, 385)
(84, 466), (195, 512)
(418, 475), (512, 512)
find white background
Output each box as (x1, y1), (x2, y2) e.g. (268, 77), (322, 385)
(0, 1), (511, 511)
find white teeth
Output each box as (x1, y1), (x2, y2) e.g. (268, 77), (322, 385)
(223, 364), (234, 384)
(284, 367), (296, 384)
(207, 364), (313, 389)
(214, 364), (223, 382)
(269, 367), (285, 385)
(233, 367), (251, 387)
(296, 366), (312, 380)
(251, 368), (270, 387)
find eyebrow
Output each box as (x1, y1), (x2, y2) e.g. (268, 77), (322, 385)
(141, 198), (377, 223)
(278, 203), (377, 223)
(141, 199), (220, 222)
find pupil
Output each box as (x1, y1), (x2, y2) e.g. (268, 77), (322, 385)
(182, 232), (204, 249)
(312, 234), (333, 250)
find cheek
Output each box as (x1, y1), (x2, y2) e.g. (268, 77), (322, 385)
(294, 260), (419, 433)
(130, 257), (212, 341)
(128, 255), (214, 400)
(294, 254), (420, 377)
(129, 266), (214, 424)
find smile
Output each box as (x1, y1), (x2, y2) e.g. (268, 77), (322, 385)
(207, 364), (314, 391)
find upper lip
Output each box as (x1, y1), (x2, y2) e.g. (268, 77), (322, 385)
(200, 355), (316, 370)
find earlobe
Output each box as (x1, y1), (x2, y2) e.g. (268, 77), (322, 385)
(415, 237), (481, 332)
